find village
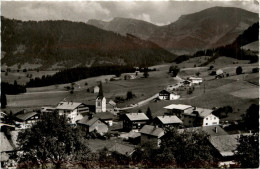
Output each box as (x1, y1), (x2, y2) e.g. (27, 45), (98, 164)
(1, 63), (258, 168)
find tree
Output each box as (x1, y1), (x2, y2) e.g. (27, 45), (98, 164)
(196, 72), (200, 77)
(236, 66), (243, 75)
(209, 65), (214, 70)
(242, 104), (259, 131)
(235, 133), (259, 168)
(160, 128), (218, 168)
(1, 93), (7, 109)
(126, 91), (134, 100)
(143, 71), (149, 78)
(169, 66), (180, 77)
(17, 112), (91, 168)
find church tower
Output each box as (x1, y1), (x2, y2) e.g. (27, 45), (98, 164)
(95, 82), (106, 113)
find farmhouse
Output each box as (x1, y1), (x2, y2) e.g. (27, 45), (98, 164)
(216, 69), (225, 78)
(140, 125), (164, 147)
(178, 125), (228, 136)
(106, 100), (118, 114)
(108, 143), (135, 157)
(123, 113), (149, 132)
(56, 101), (89, 124)
(124, 74), (136, 80)
(77, 116), (108, 135)
(158, 90), (180, 100)
(188, 77), (203, 84)
(93, 112), (114, 126)
(14, 112), (40, 129)
(164, 104), (193, 118)
(209, 134), (251, 167)
(181, 107), (219, 127)
(153, 115), (183, 128)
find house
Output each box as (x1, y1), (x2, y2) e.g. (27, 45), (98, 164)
(108, 143), (136, 157)
(124, 74), (136, 80)
(182, 107), (219, 127)
(77, 116), (108, 135)
(178, 125), (228, 136)
(166, 83), (182, 91)
(123, 113), (149, 132)
(164, 104), (193, 118)
(96, 83), (106, 113)
(139, 125), (164, 147)
(158, 90), (180, 100)
(188, 77), (203, 84)
(153, 115), (183, 128)
(216, 69), (225, 78)
(106, 100), (118, 114)
(56, 101), (89, 124)
(209, 134), (251, 167)
(0, 131), (19, 168)
(14, 111), (40, 129)
(93, 112), (114, 126)
(181, 80), (192, 86)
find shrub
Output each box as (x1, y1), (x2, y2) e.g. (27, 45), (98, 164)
(236, 66), (243, 75)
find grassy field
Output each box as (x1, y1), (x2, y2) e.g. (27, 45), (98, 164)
(4, 57), (259, 123)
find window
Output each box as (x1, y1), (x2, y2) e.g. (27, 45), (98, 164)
(98, 102), (101, 106)
(206, 118), (208, 120)
(205, 123), (208, 125)
(214, 117), (216, 120)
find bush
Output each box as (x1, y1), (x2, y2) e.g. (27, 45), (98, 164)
(85, 82), (88, 86)
(252, 68), (259, 73)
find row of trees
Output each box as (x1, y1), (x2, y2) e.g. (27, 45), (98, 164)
(26, 66), (136, 87)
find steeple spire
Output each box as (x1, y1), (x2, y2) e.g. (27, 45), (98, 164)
(97, 82), (104, 98)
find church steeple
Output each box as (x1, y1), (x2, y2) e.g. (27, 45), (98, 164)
(97, 82), (104, 99)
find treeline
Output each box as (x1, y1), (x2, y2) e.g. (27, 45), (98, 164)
(1, 17), (176, 68)
(174, 22), (259, 64)
(26, 66), (135, 87)
(2, 82), (27, 95)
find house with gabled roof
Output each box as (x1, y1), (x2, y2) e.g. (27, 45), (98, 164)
(158, 90), (180, 100)
(14, 111), (40, 129)
(153, 115), (183, 128)
(181, 107), (219, 127)
(56, 101), (89, 124)
(140, 125), (164, 147)
(164, 104), (193, 118)
(93, 112), (114, 126)
(123, 113), (149, 132)
(77, 116), (108, 135)
(178, 125), (228, 137)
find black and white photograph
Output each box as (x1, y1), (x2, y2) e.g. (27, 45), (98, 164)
(0, 0), (259, 168)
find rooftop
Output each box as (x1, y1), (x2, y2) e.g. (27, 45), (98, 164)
(178, 125), (228, 136)
(108, 143), (135, 156)
(125, 113), (149, 121)
(56, 102), (83, 110)
(183, 107), (213, 118)
(15, 112), (38, 121)
(156, 115), (183, 124)
(94, 112), (114, 120)
(188, 77), (203, 80)
(77, 116), (100, 126)
(140, 125), (164, 138)
(164, 104), (192, 110)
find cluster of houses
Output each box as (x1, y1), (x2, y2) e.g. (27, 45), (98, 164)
(0, 81), (248, 168)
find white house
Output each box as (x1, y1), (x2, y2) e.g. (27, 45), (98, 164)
(56, 102), (89, 124)
(181, 107), (219, 127)
(158, 90), (180, 100)
(188, 77), (203, 84)
(93, 86), (100, 93)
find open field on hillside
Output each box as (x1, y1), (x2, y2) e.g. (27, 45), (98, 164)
(242, 41), (259, 51)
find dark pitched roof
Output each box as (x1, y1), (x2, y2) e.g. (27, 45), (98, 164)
(108, 143), (135, 156)
(159, 90), (170, 95)
(178, 125), (228, 136)
(140, 125), (164, 138)
(15, 112), (38, 121)
(94, 112), (114, 120)
(77, 116), (100, 126)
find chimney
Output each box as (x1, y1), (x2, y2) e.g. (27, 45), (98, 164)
(215, 127), (217, 133)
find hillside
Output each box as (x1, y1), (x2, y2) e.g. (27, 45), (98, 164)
(87, 17), (159, 40)
(1, 17), (176, 69)
(149, 7), (258, 54)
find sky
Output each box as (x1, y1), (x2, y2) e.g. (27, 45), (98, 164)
(1, 1), (259, 26)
